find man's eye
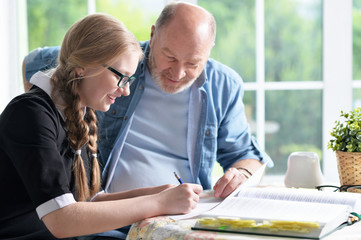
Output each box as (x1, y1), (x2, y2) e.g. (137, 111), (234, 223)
(188, 63), (198, 69)
(168, 56), (176, 62)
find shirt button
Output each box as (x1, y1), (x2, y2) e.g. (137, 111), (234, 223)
(112, 110), (116, 115)
(139, 85), (144, 90)
(205, 130), (210, 135)
(124, 116), (128, 120)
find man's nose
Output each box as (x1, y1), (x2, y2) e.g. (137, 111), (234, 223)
(171, 64), (186, 80)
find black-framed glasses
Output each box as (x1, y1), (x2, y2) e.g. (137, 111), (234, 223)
(104, 64), (136, 88)
(316, 185), (361, 192)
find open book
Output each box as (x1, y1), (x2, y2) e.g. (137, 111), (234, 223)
(192, 187), (361, 239)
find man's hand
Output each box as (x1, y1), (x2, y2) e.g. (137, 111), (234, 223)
(213, 159), (262, 198)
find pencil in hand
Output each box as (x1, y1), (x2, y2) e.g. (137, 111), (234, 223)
(173, 171), (184, 184)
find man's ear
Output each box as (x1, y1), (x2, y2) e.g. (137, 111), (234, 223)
(149, 25), (156, 46)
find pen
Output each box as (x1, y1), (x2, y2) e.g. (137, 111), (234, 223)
(173, 171), (184, 184)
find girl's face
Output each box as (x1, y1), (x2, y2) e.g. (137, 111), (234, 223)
(78, 51), (139, 112)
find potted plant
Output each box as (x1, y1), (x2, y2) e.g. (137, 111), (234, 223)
(328, 107), (361, 192)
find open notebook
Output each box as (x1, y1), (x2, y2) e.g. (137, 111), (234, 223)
(168, 163), (267, 220)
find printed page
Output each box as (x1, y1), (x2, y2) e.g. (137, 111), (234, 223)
(234, 187), (361, 213)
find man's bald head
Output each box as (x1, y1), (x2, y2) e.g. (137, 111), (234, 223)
(153, 2), (216, 44)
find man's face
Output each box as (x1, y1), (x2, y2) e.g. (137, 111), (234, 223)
(148, 23), (214, 94)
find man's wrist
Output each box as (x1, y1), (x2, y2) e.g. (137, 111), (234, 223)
(236, 167), (253, 179)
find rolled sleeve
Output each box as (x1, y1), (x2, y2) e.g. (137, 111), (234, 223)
(36, 193), (76, 219)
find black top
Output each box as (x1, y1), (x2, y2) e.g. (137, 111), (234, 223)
(0, 86), (92, 239)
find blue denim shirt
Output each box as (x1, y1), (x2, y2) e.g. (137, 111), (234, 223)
(25, 42), (273, 190)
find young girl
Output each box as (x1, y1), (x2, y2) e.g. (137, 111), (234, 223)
(0, 13), (202, 239)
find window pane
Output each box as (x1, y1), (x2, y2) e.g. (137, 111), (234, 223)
(354, 0), (361, 80)
(27, 0), (88, 50)
(265, 90), (322, 174)
(198, 0), (256, 83)
(96, 0), (163, 41)
(353, 89), (361, 108)
(244, 91), (257, 137)
(265, 0), (322, 82)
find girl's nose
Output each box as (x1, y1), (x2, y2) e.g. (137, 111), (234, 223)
(118, 82), (130, 96)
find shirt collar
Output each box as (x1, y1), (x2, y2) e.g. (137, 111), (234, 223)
(29, 70), (54, 97)
(195, 70), (206, 88)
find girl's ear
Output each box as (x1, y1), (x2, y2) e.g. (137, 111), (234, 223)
(75, 67), (85, 77)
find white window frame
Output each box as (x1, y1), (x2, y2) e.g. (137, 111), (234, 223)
(322, 0), (352, 183)
(249, 0), (352, 183)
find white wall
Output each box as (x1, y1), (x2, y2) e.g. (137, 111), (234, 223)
(0, 0), (27, 113)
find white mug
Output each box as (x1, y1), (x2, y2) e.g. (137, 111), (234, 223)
(284, 152), (324, 188)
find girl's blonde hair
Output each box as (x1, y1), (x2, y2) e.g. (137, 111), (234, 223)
(51, 13), (143, 201)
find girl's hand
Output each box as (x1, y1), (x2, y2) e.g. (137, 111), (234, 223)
(156, 183), (203, 215)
